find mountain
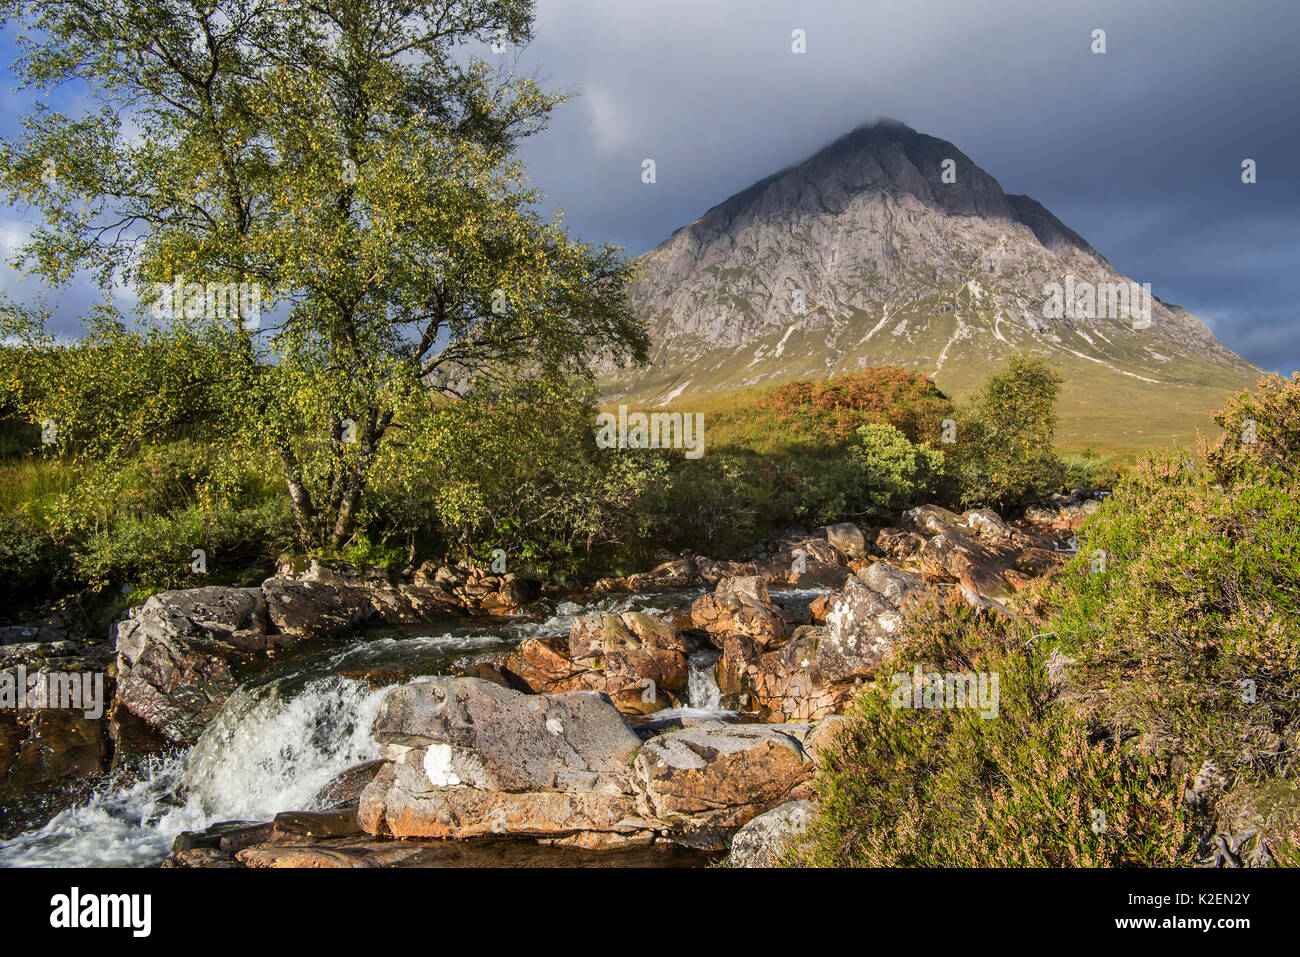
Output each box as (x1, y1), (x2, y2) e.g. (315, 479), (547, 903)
(603, 119), (1260, 449)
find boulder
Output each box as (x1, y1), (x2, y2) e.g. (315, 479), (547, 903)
(803, 714), (852, 761)
(366, 763), (652, 842)
(821, 564), (923, 680)
(826, 523), (867, 559)
(389, 581), (467, 620)
(263, 558), (526, 632)
(314, 760), (386, 808)
(506, 634), (585, 693)
(261, 575), (376, 640)
(1021, 490), (1105, 531)
(728, 799), (816, 867)
(371, 678), (643, 791)
(505, 611), (691, 715)
(876, 526), (926, 560)
(692, 558), (761, 586)
(234, 839), (437, 869)
(625, 556), (696, 590)
(0, 710), (111, 806)
(477, 575), (533, 615)
(904, 505), (1064, 604)
(715, 633), (763, 704)
(717, 563), (926, 721)
(690, 576), (794, 648)
(857, 560), (926, 608)
(632, 723), (814, 847)
(114, 586), (271, 742)
(807, 593), (836, 623)
(749, 630), (845, 721)
(359, 678), (654, 843)
(757, 538), (852, 588)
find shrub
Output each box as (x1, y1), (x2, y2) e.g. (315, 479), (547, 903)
(852, 423), (945, 520)
(707, 367), (955, 455)
(952, 353), (1066, 508)
(1053, 376), (1300, 782)
(72, 497), (292, 594)
(1206, 371), (1299, 485)
(802, 592), (1193, 867)
(1061, 450), (1121, 490)
(0, 511), (73, 610)
(370, 382), (671, 575)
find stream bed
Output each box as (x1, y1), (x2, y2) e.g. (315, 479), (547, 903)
(0, 586), (792, 868)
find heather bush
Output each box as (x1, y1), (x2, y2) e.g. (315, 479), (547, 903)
(802, 592), (1193, 867)
(801, 374), (1300, 867)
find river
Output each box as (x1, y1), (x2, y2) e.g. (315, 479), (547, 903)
(0, 586), (801, 868)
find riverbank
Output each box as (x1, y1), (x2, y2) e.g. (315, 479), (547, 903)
(1, 491), (1094, 866)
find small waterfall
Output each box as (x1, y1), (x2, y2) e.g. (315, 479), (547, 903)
(0, 588), (717, 867)
(181, 676), (387, 820)
(0, 675), (390, 868)
(686, 650), (722, 709)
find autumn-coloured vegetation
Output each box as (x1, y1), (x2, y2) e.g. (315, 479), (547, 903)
(741, 367), (954, 446)
(0, 346), (1094, 623)
(801, 373), (1300, 867)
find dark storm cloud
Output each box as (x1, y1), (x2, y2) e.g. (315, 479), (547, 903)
(3, 0), (1295, 372)
(511, 0), (1299, 374)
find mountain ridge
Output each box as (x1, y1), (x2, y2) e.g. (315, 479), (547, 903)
(604, 119), (1259, 449)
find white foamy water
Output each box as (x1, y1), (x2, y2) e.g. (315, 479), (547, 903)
(686, 650), (723, 710)
(0, 676), (389, 868)
(0, 589), (707, 868)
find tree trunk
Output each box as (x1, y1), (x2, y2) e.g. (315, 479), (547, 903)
(328, 409), (392, 547)
(281, 453), (317, 549)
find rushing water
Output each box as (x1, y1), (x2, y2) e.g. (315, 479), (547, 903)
(0, 676), (387, 867)
(0, 585), (824, 867)
(0, 591), (706, 867)
(686, 650), (723, 709)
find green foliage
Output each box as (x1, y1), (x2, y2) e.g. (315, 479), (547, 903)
(776, 425), (946, 527)
(0, 0), (646, 549)
(0, 511), (74, 610)
(802, 592), (1193, 867)
(787, 454), (869, 527)
(0, 311), (238, 465)
(1061, 449), (1120, 490)
(365, 381), (668, 575)
(952, 353), (1067, 508)
(645, 453), (764, 556)
(1052, 373), (1300, 783)
(73, 496), (292, 594)
(0, 371), (291, 603)
(851, 423), (945, 519)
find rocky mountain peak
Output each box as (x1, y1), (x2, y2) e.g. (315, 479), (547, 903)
(605, 121), (1257, 445)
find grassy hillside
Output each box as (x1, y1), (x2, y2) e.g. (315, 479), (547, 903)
(616, 349), (1259, 458)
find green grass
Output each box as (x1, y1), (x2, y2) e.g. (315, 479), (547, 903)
(0, 456), (81, 513)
